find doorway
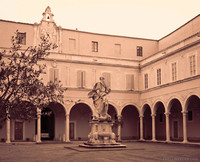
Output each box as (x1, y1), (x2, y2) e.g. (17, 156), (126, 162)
(41, 108), (55, 140)
(173, 120), (179, 139)
(15, 121), (23, 140)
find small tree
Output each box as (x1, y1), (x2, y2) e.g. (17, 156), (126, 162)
(0, 31), (65, 122)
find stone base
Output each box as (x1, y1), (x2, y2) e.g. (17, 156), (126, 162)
(79, 120), (126, 149)
(79, 142), (126, 148)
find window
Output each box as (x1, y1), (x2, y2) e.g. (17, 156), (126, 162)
(77, 71), (85, 88)
(69, 38), (76, 51)
(144, 73), (148, 89)
(102, 72), (111, 88)
(137, 46), (143, 56)
(115, 44), (121, 55)
(92, 41), (98, 52)
(189, 55), (196, 76)
(49, 68), (59, 82)
(17, 32), (26, 45)
(172, 62), (177, 81)
(157, 68), (161, 85)
(126, 74), (134, 90)
(188, 111), (193, 121)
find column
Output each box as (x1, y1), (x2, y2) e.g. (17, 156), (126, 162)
(139, 115), (144, 141)
(65, 113), (70, 142)
(165, 112), (171, 142)
(151, 114), (157, 141)
(117, 115), (122, 141)
(6, 112), (11, 143)
(36, 108), (41, 143)
(182, 111), (188, 143)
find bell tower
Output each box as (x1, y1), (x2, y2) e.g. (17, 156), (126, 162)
(42, 6), (54, 22)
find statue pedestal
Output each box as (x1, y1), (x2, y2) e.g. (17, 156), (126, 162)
(79, 120), (126, 148)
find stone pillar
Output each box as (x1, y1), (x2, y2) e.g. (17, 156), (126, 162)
(36, 108), (41, 143)
(117, 115), (122, 141)
(65, 113), (70, 142)
(139, 115), (144, 141)
(151, 114), (157, 141)
(165, 112), (171, 142)
(182, 111), (188, 143)
(6, 112), (11, 143)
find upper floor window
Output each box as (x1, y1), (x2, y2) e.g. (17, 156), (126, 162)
(144, 73), (148, 89)
(115, 44), (121, 55)
(126, 74), (134, 90)
(92, 41), (98, 52)
(137, 46), (143, 56)
(189, 55), (196, 76)
(17, 32), (26, 45)
(77, 71), (86, 88)
(172, 62), (177, 81)
(49, 68), (59, 82)
(69, 38), (76, 51)
(102, 72), (111, 88)
(157, 68), (161, 85)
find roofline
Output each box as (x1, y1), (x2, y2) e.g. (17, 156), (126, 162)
(159, 14), (200, 41)
(0, 19), (157, 41)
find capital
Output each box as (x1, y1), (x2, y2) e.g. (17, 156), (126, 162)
(164, 112), (171, 116)
(151, 114), (156, 117)
(181, 111), (188, 114)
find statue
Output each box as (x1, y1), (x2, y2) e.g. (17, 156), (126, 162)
(79, 77), (126, 148)
(88, 77), (111, 121)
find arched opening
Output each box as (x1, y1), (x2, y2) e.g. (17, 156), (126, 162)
(107, 104), (118, 136)
(169, 99), (183, 141)
(121, 105), (139, 140)
(41, 108), (54, 140)
(186, 95), (200, 142)
(143, 104), (152, 140)
(70, 103), (92, 141)
(39, 102), (66, 141)
(155, 102), (166, 141)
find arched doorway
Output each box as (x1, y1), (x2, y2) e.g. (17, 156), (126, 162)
(155, 102), (166, 141)
(186, 95), (200, 142)
(39, 102), (66, 141)
(41, 108), (54, 140)
(70, 103), (92, 140)
(143, 104), (152, 140)
(121, 105), (139, 140)
(169, 99), (183, 141)
(108, 104), (118, 136)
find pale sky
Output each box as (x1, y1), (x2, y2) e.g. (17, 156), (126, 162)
(0, 0), (199, 39)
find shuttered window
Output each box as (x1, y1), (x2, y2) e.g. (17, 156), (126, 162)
(102, 72), (111, 87)
(49, 68), (59, 82)
(126, 74), (134, 90)
(77, 71), (86, 88)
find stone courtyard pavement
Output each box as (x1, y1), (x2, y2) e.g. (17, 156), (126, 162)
(0, 141), (200, 162)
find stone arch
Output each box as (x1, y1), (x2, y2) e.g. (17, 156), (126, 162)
(42, 102), (66, 141)
(120, 102), (140, 115)
(152, 99), (166, 114)
(183, 92), (200, 112)
(108, 101), (120, 116)
(166, 96), (183, 113)
(121, 103), (140, 140)
(68, 101), (94, 116)
(69, 102), (93, 140)
(141, 103), (152, 116)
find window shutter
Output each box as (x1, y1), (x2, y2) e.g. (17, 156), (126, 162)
(126, 74), (134, 90)
(102, 72), (111, 87)
(82, 71), (86, 88)
(54, 69), (59, 82)
(77, 71), (81, 87)
(49, 68), (54, 82)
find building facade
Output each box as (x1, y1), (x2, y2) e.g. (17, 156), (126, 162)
(0, 7), (200, 143)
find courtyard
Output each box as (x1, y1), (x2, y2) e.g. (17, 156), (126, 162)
(0, 141), (199, 162)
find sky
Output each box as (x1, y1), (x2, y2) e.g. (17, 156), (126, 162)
(0, 0), (200, 39)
